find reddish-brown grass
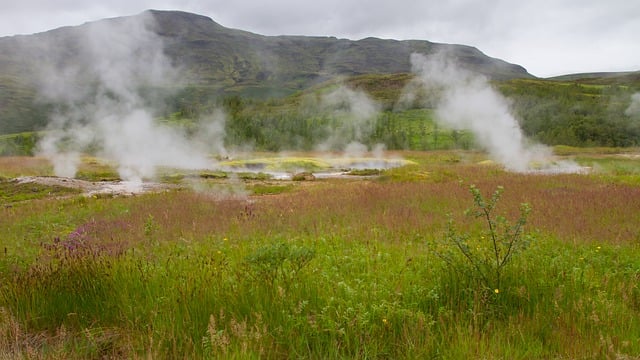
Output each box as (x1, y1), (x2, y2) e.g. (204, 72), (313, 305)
(0, 157), (51, 177)
(55, 170), (639, 248)
(3, 158), (637, 253)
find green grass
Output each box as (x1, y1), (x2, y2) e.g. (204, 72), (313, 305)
(346, 168), (381, 176)
(1, 151), (640, 358)
(0, 132), (39, 156)
(573, 154), (640, 185)
(72, 157), (121, 182)
(220, 157), (332, 172)
(249, 183), (294, 195)
(553, 145), (639, 156)
(0, 179), (81, 203)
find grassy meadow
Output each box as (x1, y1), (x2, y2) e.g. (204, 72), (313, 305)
(1, 150), (640, 359)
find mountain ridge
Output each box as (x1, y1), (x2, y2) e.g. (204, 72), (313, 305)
(0, 10), (534, 83)
(547, 71), (640, 84)
(0, 9), (534, 134)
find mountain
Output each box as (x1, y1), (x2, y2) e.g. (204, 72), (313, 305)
(0, 9), (533, 134)
(152, 10), (533, 84)
(547, 71), (640, 84)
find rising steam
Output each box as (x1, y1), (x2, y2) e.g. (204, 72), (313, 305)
(36, 12), (224, 181)
(314, 85), (381, 157)
(409, 51), (579, 172)
(626, 93), (640, 117)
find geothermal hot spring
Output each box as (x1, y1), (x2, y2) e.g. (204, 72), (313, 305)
(18, 150), (592, 198)
(17, 153), (415, 197)
(215, 154), (412, 180)
(23, 20), (596, 198)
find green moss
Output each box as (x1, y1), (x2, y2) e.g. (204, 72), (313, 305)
(346, 168), (381, 176)
(236, 172), (273, 180)
(0, 179), (81, 203)
(250, 183), (294, 195)
(199, 171), (228, 179)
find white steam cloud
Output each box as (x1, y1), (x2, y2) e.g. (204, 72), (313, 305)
(410, 51), (577, 172)
(315, 85), (381, 157)
(626, 93), (640, 117)
(36, 12), (224, 181)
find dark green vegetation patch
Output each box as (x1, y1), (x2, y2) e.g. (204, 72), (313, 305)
(0, 178), (81, 203)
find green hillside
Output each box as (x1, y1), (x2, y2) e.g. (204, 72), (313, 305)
(160, 73), (640, 153)
(0, 10), (531, 136)
(2, 71), (640, 156)
(500, 77), (640, 147)
(0, 10), (639, 151)
(547, 71), (640, 84)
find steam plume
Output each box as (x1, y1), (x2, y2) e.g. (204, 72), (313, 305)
(410, 51), (566, 172)
(626, 93), (640, 117)
(36, 12), (221, 181)
(315, 85), (380, 156)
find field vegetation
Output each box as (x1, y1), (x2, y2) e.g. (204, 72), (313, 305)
(2, 14), (639, 358)
(1, 150), (640, 358)
(2, 73), (639, 157)
(1, 63), (640, 359)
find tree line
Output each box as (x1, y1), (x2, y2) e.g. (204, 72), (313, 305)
(1, 78), (639, 156)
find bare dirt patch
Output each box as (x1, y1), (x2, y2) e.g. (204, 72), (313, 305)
(14, 176), (176, 197)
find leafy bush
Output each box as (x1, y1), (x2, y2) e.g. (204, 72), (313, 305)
(244, 242), (315, 288)
(435, 185), (533, 292)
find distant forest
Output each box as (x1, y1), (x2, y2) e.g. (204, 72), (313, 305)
(1, 75), (639, 156)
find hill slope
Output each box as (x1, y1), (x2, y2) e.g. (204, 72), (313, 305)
(0, 10), (533, 134)
(147, 10), (532, 85)
(547, 71), (640, 85)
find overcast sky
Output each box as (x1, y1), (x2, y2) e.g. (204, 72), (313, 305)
(0, 0), (638, 78)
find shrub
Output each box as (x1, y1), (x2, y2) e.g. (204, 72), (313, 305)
(434, 185), (533, 292)
(244, 242), (315, 288)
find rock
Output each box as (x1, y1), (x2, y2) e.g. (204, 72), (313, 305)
(291, 172), (315, 181)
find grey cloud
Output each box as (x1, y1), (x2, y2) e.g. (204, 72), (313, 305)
(0, 0), (638, 77)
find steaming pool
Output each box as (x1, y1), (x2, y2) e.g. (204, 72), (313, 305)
(215, 156), (413, 180)
(16, 155), (415, 197)
(17, 152), (596, 198)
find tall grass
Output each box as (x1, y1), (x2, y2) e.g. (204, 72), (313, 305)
(0, 156), (52, 178)
(1, 153), (640, 358)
